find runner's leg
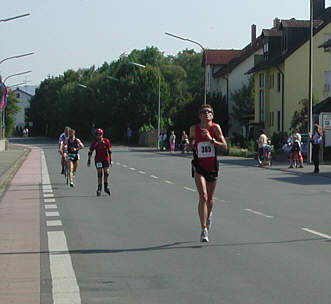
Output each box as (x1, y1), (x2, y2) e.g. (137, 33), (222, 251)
(206, 181), (217, 218)
(194, 172), (208, 228)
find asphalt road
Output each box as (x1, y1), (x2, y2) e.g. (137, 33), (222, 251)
(10, 139), (331, 303)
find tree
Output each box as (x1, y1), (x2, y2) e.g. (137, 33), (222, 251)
(290, 98), (310, 133)
(4, 91), (20, 137)
(231, 76), (255, 125)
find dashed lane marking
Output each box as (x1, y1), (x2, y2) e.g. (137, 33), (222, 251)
(301, 228), (331, 239)
(43, 193), (54, 198)
(184, 187), (196, 192)
(45, 211), (60, 217)
(139, 171), (146, 174)
(45, 204), (57, 209)
(244, 209), (274, 218)
(122, 164), (128, 168)
(150, 175), (159, 179)
(164, 180), (175, 184)
(129, 167), (136, 171)
(116, 162), (121, 165)
(46, 220), (63, 227)
(44, 198), (56, 203)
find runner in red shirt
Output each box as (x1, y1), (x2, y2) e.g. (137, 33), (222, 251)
(87, 128), (112, 196)
(188, 104), (227, 242)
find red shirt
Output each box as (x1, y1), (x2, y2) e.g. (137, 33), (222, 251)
(89, 138), (111, 162)
(194, 123), (216, 172)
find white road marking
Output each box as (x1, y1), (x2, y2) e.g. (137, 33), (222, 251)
(48, 231), (81, 303)
(43, 189), (53, 193)
(41, 151), (81, 303)
(43, 193), (54, 198)
(116, 162), (121, 165)
(44, 198), (56, 203)
(129, 167), (136, 171)
(244, 209), (274, 218)
(46, 211), (60, 217)
(47, 220), (63, 227)
(45, 204), (57, 209)
(184, 187), (197, 192)
(214, 197), (225, 202)
(139, 171), (146, 174)
(164, 180), (174, 184)
(150, 175), (159, 179)
(43, 184), (53, 191)
(301, 228), (331, 239)
(122, 164), (128, 168)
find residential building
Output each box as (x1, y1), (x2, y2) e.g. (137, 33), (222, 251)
(204, 25), (264, 137)
(247, 0), (331, 138)
(11, 86), (36, 131)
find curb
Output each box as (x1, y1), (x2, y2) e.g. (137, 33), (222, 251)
(0, 145), (31, 199)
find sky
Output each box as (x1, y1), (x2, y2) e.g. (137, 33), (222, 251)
(1, 0), (331, 86)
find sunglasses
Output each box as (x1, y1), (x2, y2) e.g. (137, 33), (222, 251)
(96, 133), (102, 136)
(200, 109), (213, 114)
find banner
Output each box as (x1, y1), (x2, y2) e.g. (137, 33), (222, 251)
(0, 83), (8, 112)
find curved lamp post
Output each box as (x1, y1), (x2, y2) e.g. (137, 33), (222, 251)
(165, 32), (207, 105)
(130, 62), (161, 149)
(3, 70), (32, 84)
(0, 52), (34, 65)
(0, 13), (30, 23)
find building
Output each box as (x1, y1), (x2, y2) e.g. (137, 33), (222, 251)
(247, 0), (331, 137)
(11, 86), (36, 131)
(204, 25), (264, 136)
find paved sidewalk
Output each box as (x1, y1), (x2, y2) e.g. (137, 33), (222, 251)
(0, 142), (31, 197)
(0, 145), (41, 304)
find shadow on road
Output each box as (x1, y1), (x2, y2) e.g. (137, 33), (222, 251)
(1, 237), (328, 256)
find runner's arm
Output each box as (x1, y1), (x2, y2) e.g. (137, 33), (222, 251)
(187, 125), (195, 151)
(211, 124), (227, 151)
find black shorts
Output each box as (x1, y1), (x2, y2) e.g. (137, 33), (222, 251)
(67, 153), (79, 162)
(95, 161), (110, 169)
(191, 160), (219, 183)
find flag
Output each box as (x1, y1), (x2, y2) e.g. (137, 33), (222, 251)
(0, 83), (8, 112)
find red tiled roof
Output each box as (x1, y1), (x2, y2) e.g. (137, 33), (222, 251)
(203, 49), (242, 65)
(262, 28), (281, 37)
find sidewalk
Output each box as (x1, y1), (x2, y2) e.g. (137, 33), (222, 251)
(0, 142), (31, 197)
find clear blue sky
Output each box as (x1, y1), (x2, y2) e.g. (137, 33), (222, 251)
(1, 0), (330, 86)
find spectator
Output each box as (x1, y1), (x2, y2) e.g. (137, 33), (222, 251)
(169, 131), (176, 152)
(310, 124), (323, 173)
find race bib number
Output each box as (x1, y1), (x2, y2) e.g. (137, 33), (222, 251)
(197, 141), (215, 158)
(96, 162), (103, 168)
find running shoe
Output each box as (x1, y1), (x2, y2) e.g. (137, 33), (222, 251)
(200, 228), (209, 242)
(207, 212), (212, 231)
(104, 187), (111, 196)
(70, 182), (75, 187)
(97, 186), (102, 196)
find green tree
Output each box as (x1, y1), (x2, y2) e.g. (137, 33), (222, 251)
(231, 76), (255, 126)
(4, 91), (20, 137)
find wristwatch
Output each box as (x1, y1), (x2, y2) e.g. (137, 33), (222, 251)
(210, 138), (215, 144)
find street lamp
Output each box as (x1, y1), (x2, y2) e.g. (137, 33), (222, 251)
(165, 32), (207, 105)
(3, 70), (32, 84)
(129, 62), (161, 150)
(0, 13), (30, 23)
(0, 52), (34, 65)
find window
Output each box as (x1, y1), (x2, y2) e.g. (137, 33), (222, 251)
(269, 74), (274, 89)
(263, 42), (269, 60)
(277, 111), (281, 131)
(259, 90), (265, 122)
(277, 73), (281, 92)
(259, 73), (265, 88)
(16, 93), (20, 98)
(282, 32), (288, 53)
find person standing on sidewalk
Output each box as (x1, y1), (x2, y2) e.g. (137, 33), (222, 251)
(188, 104), (227, 242)
(310, 124), (323, 173)
(87, 128), (112, 196)
(169, 131), (176, 152)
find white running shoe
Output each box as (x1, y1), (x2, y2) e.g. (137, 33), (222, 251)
(200, 228), (209, 242)
(207, 211), (212, 231)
